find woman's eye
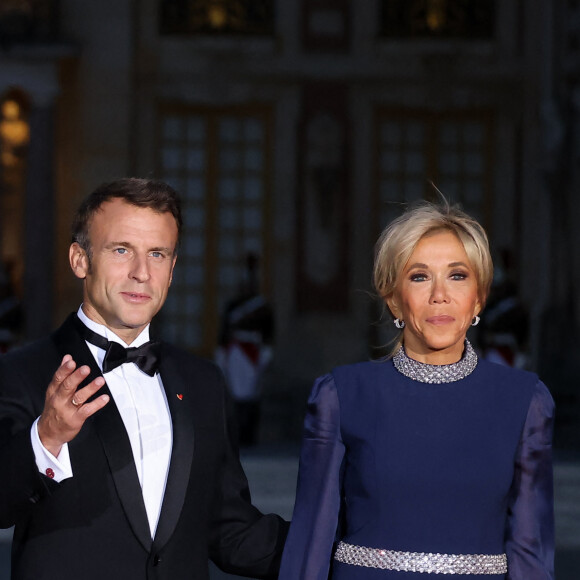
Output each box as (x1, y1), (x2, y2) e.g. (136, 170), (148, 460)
(410, 273), (428, 282)
(450, 272), (467, 280)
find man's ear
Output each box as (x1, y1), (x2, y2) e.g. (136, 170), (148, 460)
(69, 243), (89, 279)
(168, 254), (177, 286)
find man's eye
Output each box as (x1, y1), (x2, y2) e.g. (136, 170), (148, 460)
(115, 248), (127, 255)
(151, 252), (164, 258)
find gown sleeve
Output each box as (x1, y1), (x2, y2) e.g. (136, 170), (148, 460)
(279, 374), (345, 580)
(505, 380), (555, 580)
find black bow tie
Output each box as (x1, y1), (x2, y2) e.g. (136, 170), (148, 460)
(75, 317), (161, 377)
(100, 341), (161, 376)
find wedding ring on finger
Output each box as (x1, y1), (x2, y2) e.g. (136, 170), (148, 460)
(71, 397), (81, 407)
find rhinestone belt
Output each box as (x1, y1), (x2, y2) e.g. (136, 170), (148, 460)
(334, 542), (507, 575)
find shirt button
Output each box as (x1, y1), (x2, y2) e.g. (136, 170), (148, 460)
(45, 468), (55, 479)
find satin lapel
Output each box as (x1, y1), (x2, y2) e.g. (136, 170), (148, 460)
(91, 389), (153, 551)
(153, 348), (195, 549)
(53, 314), (152, 551)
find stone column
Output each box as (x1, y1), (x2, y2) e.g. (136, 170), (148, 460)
(23, 94), (56, 340)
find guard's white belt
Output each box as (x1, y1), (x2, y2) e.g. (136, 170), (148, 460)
(334, 541), (508, 575)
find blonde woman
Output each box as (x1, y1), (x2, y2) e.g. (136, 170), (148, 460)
(280, 202), (554, 579)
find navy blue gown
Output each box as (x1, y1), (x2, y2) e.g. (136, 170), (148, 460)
(279, 353), (554, 579)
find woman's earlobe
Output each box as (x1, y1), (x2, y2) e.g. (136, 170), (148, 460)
(385, 296), (399, 319)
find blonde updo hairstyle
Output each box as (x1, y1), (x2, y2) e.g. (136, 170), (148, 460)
(374, 201), (493, 353)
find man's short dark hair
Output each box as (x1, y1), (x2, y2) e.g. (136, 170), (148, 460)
(71, 178), (183, 259)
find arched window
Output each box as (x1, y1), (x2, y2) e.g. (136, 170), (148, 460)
(159, 0), (274, 35)
(156, 104), (273, 356)
(0, 89), (30, 296)
(371, 108), (494, 355)
(375, 109), (493, 227)
(379, 0), (495, 39)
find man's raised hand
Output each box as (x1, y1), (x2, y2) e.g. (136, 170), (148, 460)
(37, 355), (109, 457)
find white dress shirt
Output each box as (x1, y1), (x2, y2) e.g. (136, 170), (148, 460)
(31, 307), (173, 537)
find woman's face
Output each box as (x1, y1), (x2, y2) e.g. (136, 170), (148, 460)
(387, 230), (481, 365)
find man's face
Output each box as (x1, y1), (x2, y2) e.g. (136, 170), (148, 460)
(69, 198), (178, 344)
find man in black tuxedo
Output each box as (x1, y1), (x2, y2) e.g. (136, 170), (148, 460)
(0, 178), (288, 580)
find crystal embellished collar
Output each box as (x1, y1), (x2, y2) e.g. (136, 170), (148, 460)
(393, 340), (478, 384)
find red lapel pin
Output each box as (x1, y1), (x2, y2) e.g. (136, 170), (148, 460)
(177, 393), (183, 401)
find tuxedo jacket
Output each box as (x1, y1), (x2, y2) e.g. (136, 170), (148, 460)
(0, 314), (288, 580)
